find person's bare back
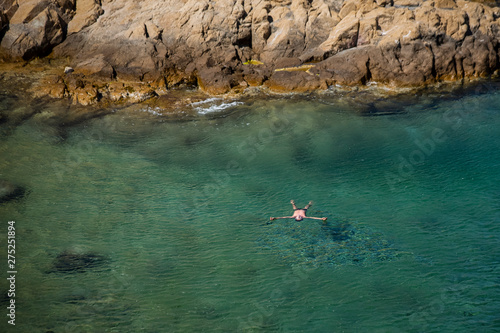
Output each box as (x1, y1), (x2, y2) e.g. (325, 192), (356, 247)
(270, 200), (327, 222)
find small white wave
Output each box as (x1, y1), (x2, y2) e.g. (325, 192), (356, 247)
(141, 107), (163, 116)
(190, 97), (221, 106)
(192, 99), (244, 115)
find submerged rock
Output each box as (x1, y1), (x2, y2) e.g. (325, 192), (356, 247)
(0, 179), (26, 204)
(49, 251), (108, 273)
(259, 217), (407, 268)
(0, 290), (9, 305)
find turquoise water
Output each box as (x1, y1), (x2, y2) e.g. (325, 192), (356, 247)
(1, 83), (499, 332)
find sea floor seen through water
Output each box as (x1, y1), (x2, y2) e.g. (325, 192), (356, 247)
(0, 82), (499, 332)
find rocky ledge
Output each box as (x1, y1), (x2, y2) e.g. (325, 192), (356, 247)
(1, 0), (500, 105)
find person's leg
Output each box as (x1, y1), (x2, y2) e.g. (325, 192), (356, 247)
(290, 200), (298, 210)
(304, 201), (313, 210)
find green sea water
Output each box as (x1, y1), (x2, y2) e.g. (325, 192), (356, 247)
(0, 83), (499, 332)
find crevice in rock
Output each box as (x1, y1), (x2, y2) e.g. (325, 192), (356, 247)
(457, 56), (465, 80)
(354, 20), (360, 47)
(435, 33), (445, 46)
(235, 22), (252, 48)
(365, 57), (372, 83)
(393, 44), (403, 73)
(463, 13), (473, 38)
(452, 53), (458, 78)
(428, 44), (437, 79)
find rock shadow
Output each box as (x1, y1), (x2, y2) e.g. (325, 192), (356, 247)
(259, 217), (406, 268)
(321, 220), (353, 241)
(0, 179), (28, 204)
(47, 251), (108, 274)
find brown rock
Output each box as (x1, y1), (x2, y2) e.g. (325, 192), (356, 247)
(316, 46), (371, 85)
(266, 70), (327, 93)
(103, 81), (125, 101)
(67, 0), (103, 35)
(433, 0), (458, 9)
(54, 0), (77, 13)
(2, 0), (500, 102)
(305, 2), (340, 49)
(8, 0), (50, 25)
(196, 67), (233, 95)
(393, 0), (421, 6)
(302, 11), (360, 62)
(31, 74), (67, 99)
(243, 69), (268, 87)
(274, 57), (302, 69)
(71, 86), (100, 106)
(432, 41), (459, 80)
(74, 54), (115, 79)
(458, 33), (498, 78)
(1, 2), (65, 60)
(397, 41), (435, 85)
(1, 0), (20, 21)
(0, 12), (6, 32)
(358, 41), (435, 86)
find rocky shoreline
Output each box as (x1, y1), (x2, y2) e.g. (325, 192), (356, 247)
(1, 0), (500, 105)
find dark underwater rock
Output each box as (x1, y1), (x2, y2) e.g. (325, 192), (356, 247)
(0, 179), (27, 204)
(0, 290), (9, 305)
(259, 217), (407, 268)
(49, 251), (108, 273)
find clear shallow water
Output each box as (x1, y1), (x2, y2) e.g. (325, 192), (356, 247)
(0, 84), (499, 332)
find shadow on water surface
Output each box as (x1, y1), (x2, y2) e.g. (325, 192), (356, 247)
(0, 179), (29, 204)
(259, 217), (409, 268)
(47, 251), (109, 274)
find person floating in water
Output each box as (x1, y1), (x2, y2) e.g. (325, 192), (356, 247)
(270, 200), (327, 222)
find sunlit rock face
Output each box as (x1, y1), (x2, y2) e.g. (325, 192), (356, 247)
(1, 0), (500, 102)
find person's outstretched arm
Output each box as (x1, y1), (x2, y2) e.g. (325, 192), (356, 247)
(304, 216), (327, 221)
(270, 216), (293, 221)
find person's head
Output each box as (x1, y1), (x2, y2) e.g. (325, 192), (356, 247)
(295, 216), (303, 221)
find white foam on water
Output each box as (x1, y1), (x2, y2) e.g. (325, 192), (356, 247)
(141, 107), (163, 116)
(191, 98), (244, 115)
(190, 97), (221, 106)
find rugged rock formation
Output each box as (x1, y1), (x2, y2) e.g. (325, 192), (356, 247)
(0, 0), (72, 59)
(1, 0), (500, 104)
